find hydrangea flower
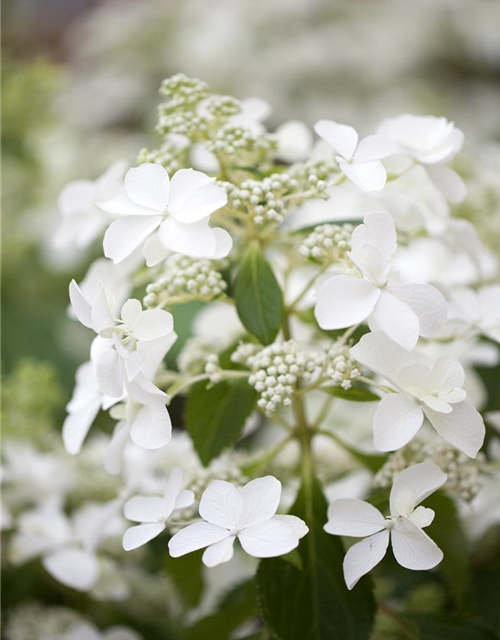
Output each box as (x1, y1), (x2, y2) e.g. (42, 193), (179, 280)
(96, 163), (231, 265)
(54, 161), (127, 252)
(314, 120), (397, 191)
(122, 468), (194, 550)
(325, 462), (446, 589)
(350, 331), (485, 457)
(315, 211), (447, 350)
(377, 115), (466, 202)
(168, 476), (308, 567)
(449, 285), (500, 343)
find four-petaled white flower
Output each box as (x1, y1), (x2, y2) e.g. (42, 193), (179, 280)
(377, 115), (466, 202)
(123, 468), (194, 550)
(96, 163), (232, 265)
(314, 120), (398, 191)
(315, 211), (447, 350)
(54, 161), (127, 252)
(350, 331), (485, 457)
(168, 476), (308, 567)
(325, 462), (446, 589)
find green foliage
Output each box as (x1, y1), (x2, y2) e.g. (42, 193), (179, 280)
(234, 242), (284, 345)
(320, 385), (380, 402)
(165, 551), (204, 609)
(402, 612), (498, 640)
(182, 580), (256, 640)
(257, 474), (376, 639)
(424, 493), (470, 606)
(185, 379), (257, 465)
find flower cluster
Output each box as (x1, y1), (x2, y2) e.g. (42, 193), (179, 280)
(207, 123), (277, 168)
(374, 439), (485, 501)
(300, 223), (354, 263)
(323, 339), (361, 389)
(143, 255), (227, 308)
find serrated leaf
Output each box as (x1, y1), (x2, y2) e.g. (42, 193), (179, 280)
(185, 379), (257, 466)
(321, 385), (380, 403)
(257, 474), (376, 639)
(234, 242), (284, 345)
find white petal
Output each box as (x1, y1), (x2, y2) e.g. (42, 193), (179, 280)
(315, 275), (380, 330)
(42, 548), (100, 591)
(237, 476), (281, 529)
(239, 518), (302, 558)
(69, 280), (92, 329)
(175, 490), (195, 511)
(430, 357), (465, 392)
(398, 364), (433, 397)
(373, 394), (424, 451)
(96, 349), (123, 398)
(199, 480), (242, 529)
(426, 165), (467, 204)
(202, 536), (235, 567)
(324, 499), (385, 537)
(96, 193), (155, 216)
(168, 522), (230, 557)
(125, 163), (169, 211)
(371, 290), (420, 350)
(58, 179), (94, 215)
(340, 160), (387, 192)
(273, 515), (309, 539)
(343, 530), (390, 590)
(354, 135), (401, 162)
(123, 523), (165, 551)
(424, 400), (485, 458)
(129, 403), (172, 449)
(212, 227), (233, 258)
(390, 462), (447, 517)
(351, 211), (397, 258)
(421, 395), (452, 413)
(168, 168), (214, 211)
(63, 400), (101, 455)
(125, 372), (166, 405)
(391, 516), (443, 570)
(158, 217), (217, 258)
(350, 331), (413, 388)
(133, 309), (174, 342)
(91, 286), (115, 334)
(124, 496), (165, 523)
(103, 215), (162, 264)
(163, 467), (183, 518)
(314, 120), (358, 159)
(387, 284), (447, 338)
(120, 299), (142, 329)
(408, 506), (435, 529)
(169, 171), (227, 223)
(104, 420), (130, 475)
(143, 233), (170, 267)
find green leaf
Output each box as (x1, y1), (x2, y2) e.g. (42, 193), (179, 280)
(424, 493), (470, 606)
(321, 385), (380, 403)
(182, 580), (256, 640)
(257, 474), (376, 639)
(234, 242), (284, 345)
(165, 550), (204, 608)
(402, 612), (497, 640)
(185, 379), (257, 466)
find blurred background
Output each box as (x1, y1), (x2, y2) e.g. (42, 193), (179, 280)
(2, 0), (500, 637)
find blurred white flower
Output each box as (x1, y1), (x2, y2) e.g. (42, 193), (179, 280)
(57, 621), (142, 640)
(168, 476), (308, 567)
(325, 462), (446, 589)
(122, 467), (194, 550)
(449, 285), (500, 343)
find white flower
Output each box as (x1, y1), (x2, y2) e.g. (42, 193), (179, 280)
(324, 462), (446, 589)
(449, 285), (500, 343)
(314, 120), (398, 191)
(168, 476), (308, 567)
(10, 499), (122, 592)
(350, 331), (485, 457)
(96, 163), (231, 265)
(377, 115), (466, 202)
(56, 621), (142, 640)
(54, 161), (127, 251)
(122, 468), (194, 550)
(315, 211), (447, 350)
